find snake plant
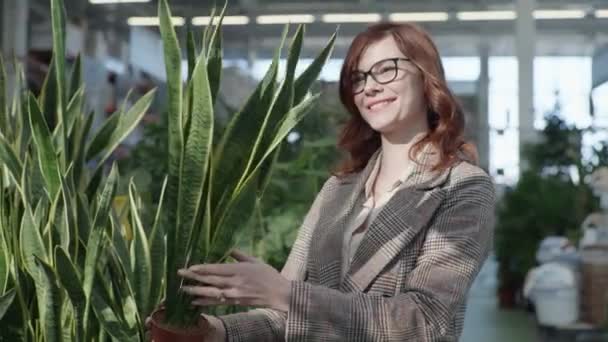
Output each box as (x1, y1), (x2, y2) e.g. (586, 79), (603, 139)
(156, 0), (336, 327)
(0, 0), (336, 339)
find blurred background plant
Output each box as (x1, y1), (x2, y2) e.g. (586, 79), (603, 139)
(494, 96), (606, 308)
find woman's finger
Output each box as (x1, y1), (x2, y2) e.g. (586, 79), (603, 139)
(230, 249), (259, 263)
(192, 298), (244, 307)
(181, 285), (223, 298)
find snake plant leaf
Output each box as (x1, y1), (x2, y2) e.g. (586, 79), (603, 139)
(83, 164), (118, 328)
(158, 0), (184, 322)
(75, 193), (91, 248)
(33, 257), (63, 342)
(206, 2), (225, 105)
(99, 89), (155, 165)
(90, 278), (138, 342)
(211, 95), (318, 258)
(147, 176), (167, 315)
(86, 89), (155, 167)
(180, 50), (214, 255)
(187, 25), (197, 83)
(294, 29), (337, 104)
(28, 94), (61, 200)
(0, 226), (8, 293)
(165, 51), (215, 323)
(244, 93), (320, 190)
(50, 0), (67, 128)
(210, 25), (287, 220)
(128, 181), (152, 320)
(65, 86), (85, 141)
(201, 6), (217, 55)
(0, 55), (7, 135)
(54, 247), (85, 342)
(85, 112), (120, 162)
(209, 168), (258, 262)
(68, 54), (82, 100)
(0, 288), (15, 321)
(159, 0), (183, 216)
(250, 25), (306, 197)
(71, 110), (95, 185)
(249, 25), (304, 168)
(20, 205), (47, 277)
(0, 135), (22, 182)
(39, 57), (58, 133)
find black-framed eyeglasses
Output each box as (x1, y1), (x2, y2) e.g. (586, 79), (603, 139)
(350, 57), (411, 94)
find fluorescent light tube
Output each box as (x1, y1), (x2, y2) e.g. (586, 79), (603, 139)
(456, 10), (517, 21)
(257, 14), (315, 24)
(595, 10), (608, 18)
(533, 9), (586, 19)
(127, 16), (185, 26)
(322, 13), (381, 23)
(389, 12), (449, 22)
(192, 16), (250, 26)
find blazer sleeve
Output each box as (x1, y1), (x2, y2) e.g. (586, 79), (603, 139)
(218, 177), (334, 342)
(285, 174), (495, 341)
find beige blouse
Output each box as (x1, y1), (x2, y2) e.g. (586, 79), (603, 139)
(341, 152), (414, 279)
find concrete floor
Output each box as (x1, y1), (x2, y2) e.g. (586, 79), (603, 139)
(461, 255), (539, 342)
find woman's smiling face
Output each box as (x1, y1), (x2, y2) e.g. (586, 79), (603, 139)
(352, 35), (428, 136)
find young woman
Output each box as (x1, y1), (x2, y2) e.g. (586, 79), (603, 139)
(178, 22), (496, 342)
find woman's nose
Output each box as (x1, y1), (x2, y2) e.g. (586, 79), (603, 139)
(363, 77), (383, 95)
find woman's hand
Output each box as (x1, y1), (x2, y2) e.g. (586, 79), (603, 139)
(178, 249), (292, 312)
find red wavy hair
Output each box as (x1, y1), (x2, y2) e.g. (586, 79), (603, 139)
(333, 22), (477, 177)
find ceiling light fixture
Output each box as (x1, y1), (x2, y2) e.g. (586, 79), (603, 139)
(192, 16), (250, 26)
(594, 9), (608, 18)
(257, 14), (315, 24)
(389, 12), (449, 22)
(533, 9), (586, 19)
(127, 16), (185, 26)
(322, 13), (381, 23)
(456, 10), (517, 21)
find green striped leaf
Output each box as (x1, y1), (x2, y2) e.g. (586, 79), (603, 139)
(0, 288), (15, 321)
(294, 29), (337, 103)
(128, 181), (152, 320)
(90, 279), (137, 341)
(147, 176), (167, 315)
(85, 111), (120, 161)
(83, 164), (118, 329)
(54, 247), (85, 342)
(65, 86), (85, 140)
(86, 90), (155, 167)
(28, 94), (61, 199)
(248, 25), (304, 174)
(210, 25), (287, 221)
(0, 135), (23, 181)
(206, 2), (225, 105)
(159, 0), (185, 324)
(51, 0), (67, 132)
(20, 205), (47, 277)
(0, 55), (7, 135)
(69, 54), (82, 100)
(33, 257), (63, 342)
(0, 225), (8, 293)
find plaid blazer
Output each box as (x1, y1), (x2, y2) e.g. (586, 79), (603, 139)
(220, 147), (496, 341)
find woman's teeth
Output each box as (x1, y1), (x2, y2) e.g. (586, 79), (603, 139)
(369, 99), (394, 111)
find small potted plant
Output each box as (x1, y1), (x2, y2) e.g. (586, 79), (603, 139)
(148, 1), (336, 340)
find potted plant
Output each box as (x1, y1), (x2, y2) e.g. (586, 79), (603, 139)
(147, 0), (336, 340)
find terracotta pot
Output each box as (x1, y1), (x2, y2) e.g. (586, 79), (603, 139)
(149, 309), (210, 342)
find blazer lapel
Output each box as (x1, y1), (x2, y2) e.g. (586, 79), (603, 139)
(308, 150), (382, 289)
(340, 146), (453, 292)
